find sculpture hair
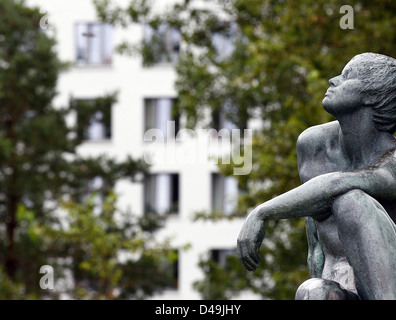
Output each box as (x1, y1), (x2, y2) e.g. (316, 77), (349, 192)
(351, 52), (396, 133)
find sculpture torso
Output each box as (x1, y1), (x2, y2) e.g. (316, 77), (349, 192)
(297, 120), (396, 293)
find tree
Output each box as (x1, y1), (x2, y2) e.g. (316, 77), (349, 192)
(0, 0), (173, 299)
(94, 0), (396, 299)
(38, 192), (175, 299)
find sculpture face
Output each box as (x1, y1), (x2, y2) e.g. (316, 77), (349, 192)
(322, 58), (365, 117)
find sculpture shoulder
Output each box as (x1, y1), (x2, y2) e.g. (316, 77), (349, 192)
(296, 121), (340, 182)
(296, 121), (340, 158)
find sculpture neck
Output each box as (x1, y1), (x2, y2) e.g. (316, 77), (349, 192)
(337, 107), (396, 169)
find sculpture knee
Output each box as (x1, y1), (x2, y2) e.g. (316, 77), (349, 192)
(332, 189), (374, 234)
(295, 278), (324, 300)
(295, 278), (357, 300)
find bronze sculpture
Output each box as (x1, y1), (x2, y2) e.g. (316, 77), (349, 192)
(237, 52), (396, 300)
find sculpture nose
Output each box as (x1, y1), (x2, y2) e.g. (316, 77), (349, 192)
(329, 75), (342, 87)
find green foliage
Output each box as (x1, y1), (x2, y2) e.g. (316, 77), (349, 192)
(94, 0), (396, 299)
(71, 94), (117, 142)
(60, 192), (127, 299)
(0, 0), (66, 286)
(194, 218), (308, 300)
(0, 0), (172, 299)
(0, 266), (30, 299)
(1, 192), (175, 300)
(49, 192), (174, 300)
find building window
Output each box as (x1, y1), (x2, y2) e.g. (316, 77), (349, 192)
(74, 99), (112, 141)
(211, 25), (237, 61)
(160, 249), (179, 290)
(211, 173), (238, 215)
(211, 249), (235, 268)
(81, 176), (105, 214)
(211, 109), (235, 132)
(142, 23), (180, 65)
(144, 98), (180, 139)
(144, 173), (179, 215)
(76, 23), (112, 66)
(84, 110), (111, 140)
(210, 101), (237, 138)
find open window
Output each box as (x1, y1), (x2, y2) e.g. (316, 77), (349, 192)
(74, 99), (112, 141)
(211, 173), (238, 215)
(160, 249), (179, 290)
(210, 101), (238, 138)
(144, 98), (180, 139)
(76, 23), (112, 66)
(142, 23), (180, 65)
(211, 21), (237, 61)
(210, 249), (235, 268)
(144, 173), (179, 215)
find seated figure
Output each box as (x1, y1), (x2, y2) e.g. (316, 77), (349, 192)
(237, 52), (396, 300)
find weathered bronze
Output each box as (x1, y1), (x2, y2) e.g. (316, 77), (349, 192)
(237, 53), (396, 300)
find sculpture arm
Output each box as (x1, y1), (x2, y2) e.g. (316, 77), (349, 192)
(237, 148), (396, 271)
(305, 217), (324, 278)
(237, 171), (337, 271)
(250, 148), (396, 221)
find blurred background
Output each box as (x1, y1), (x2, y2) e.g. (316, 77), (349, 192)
(0, 0), (395, 299)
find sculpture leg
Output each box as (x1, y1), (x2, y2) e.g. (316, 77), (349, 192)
(295, 278), (359, 300)
(332, 189), (396, 300)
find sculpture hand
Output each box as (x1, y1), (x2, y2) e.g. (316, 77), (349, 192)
(237, 210), (266, 271)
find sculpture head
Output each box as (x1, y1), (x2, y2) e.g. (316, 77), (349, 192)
(322, 52), (396, 133)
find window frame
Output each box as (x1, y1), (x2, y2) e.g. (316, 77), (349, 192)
(75, 22), (113, 67)
(143, 98), (180, 140)
(143, 173), (180, 216)
(73, 98), (112, 142)
(142, 23), (181, 66)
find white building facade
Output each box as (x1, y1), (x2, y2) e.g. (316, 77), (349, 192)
(27, 0), (256, 299)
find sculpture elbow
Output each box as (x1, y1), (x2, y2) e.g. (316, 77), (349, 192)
(376, 167), (396, 199)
